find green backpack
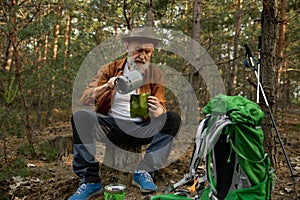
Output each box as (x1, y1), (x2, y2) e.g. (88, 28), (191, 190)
(198, 94), (274, 200)
(149, 94), (275, 200)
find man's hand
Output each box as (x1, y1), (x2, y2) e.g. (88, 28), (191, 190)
(148, 96), (164, 117)
(92, 77), (117, 98)
(106, 77), (117, 89)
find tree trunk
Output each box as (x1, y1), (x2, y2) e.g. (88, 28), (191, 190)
(15, 41), (34, 154)
(146, 0), (154, 27)
(188, 0), (202, 124)
(276, 0), (287, 121)
(39, 4), (51, 124)
(35, 6), (45, 129)
(46, 4), (61, 123)
(49, 135), (73, 164)
(4, 0), (16, 72)
(229, 0), (242, 96)
(123, 0), (132, 30)
(226, 44), (232, 95)
(64, 12), (71, 70)
(191, 0), (201, 42)
(261, 0), (278, 168)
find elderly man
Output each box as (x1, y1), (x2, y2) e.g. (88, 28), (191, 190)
(69, 27), (181, 200)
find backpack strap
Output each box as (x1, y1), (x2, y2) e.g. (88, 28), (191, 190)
(190, 115), (212, 173)
(199, 115), (232, 158)
(195, 115), (232, 197)
(230, 141), (268, 163)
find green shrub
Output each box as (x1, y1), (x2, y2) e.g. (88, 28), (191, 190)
(17, 144), (35, 157)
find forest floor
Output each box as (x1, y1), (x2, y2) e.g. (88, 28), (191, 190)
(1, 106), (300, 200)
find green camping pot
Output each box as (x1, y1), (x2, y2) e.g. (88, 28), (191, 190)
(104, 184), (126, 200)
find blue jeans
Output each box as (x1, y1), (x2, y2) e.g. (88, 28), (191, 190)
(71, 110), (181, 183)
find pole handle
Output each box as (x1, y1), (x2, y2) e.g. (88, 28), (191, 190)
(243, 44), (253, 58)
(258, 36), (262, 50)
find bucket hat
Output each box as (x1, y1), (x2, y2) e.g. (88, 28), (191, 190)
(122, 27), (161, 46)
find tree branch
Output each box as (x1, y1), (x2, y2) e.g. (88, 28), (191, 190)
(123, 0), (131, 30)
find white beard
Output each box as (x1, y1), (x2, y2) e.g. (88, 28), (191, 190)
(127, 55), (149, 73)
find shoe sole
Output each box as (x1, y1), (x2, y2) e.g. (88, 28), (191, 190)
(132, 180), (157, 193)
(87, 188), (103, 200)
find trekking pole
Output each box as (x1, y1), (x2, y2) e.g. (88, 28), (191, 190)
(256, 36), (262, 104)
(243, 44), (298, 180)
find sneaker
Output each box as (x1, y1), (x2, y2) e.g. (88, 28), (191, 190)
(69, 182), (103, 200)
(149, 170), (159, 182)
(132, 171), (158, 193)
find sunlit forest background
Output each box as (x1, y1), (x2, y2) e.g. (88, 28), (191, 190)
(1, 1), (300, 199)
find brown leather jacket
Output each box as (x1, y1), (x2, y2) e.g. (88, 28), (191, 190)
(80, 57), (166, 114)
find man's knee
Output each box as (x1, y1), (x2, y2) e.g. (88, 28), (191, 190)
(71, 110), (96, 144)
(167, 112), (181, 125)
(160, 112), (181, 137)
